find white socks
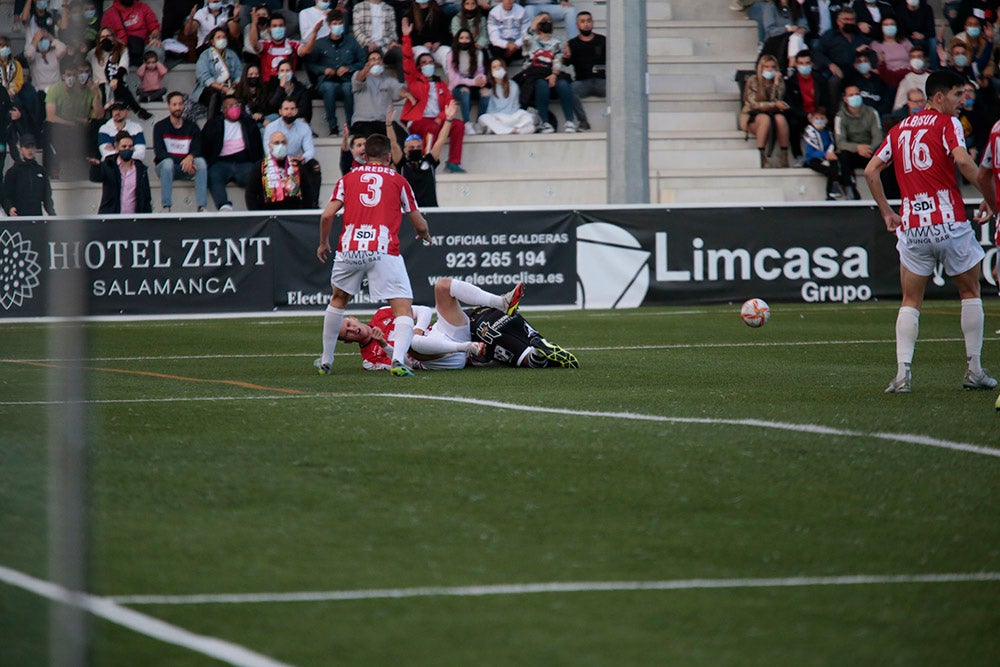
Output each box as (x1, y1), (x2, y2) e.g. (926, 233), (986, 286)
(449, 279), (504, 309)
(961, 298), (984, 373)
(321, 306), (345, 366)
(409, 333), (468, 355)
(895, 306), (919, 376)
(391, 315), (414, 366)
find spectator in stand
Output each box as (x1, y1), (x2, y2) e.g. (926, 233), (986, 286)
(437, 0), (462, 20)
(870, 14), (913, 89)
(0, 104), (31, 175)
(25, 30), (68, 96)
(307, 9), (366, 135)
(45, 62), (102, 179)
(891, 45), (930, 110)
(185, 0), (242, 51)
(2, 134), (55, 216)
(21, 0), (65, 48)
(265, 59), (313, 125)
(234, 63), (270, 125)
(883, 86), (925, 130)
(161, 0), (199, 45)
(153, 91), (208, 212)
(521, 1), (578, 40)
(0, 37), (25, 108)
(135, 49), (167, 102)
(101, 0), (164, 64)
(61, 0), (101, 58)
(896, 0), (937, 69)
(958, 79), (980, 159)
(517, 12), (577, 133)
(814, 8), (871, 108)
(563, 10), (603, 132)
(941, 38), (976, 81)
(245, 129), (308, 210)
(89, 130), (152, 214)
(353, 0), (405, 80)
(740, 54), (792, 168)
(488, 0), (529, 63)
(801, 107), (844, 199)
(243, 4), (273, 63)
(339, 125), (366, 174)
(263, 98), (322, 207)
(801, 0), (845, 43)
(300, 0), (333, 41)
(758, 0), (809, 70)
(476, 57), (535, 134)
(97, 101), (148, 161)
(250, 11), (320, 83)
(389, 98), (458, 206)
(350, 50), (409, 141)
(404, 0), (454, 69)
(193, 27), (243, 120)
(202, 94), (265, 210)
(846, 50), (892, 116)
(852, 0), (893, 41)
(784, 49), (831, 166)
(952, 15), (993, 79)
(451, 0), (489, 51)
(834, 83), (882, 198)
(953, 0), (998, 31)
(86, 28), (149, 118)
(446, 28), (487, 135)
(401, 17), (466, 171)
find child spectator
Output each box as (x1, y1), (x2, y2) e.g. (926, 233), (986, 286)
(136, 50), (167, 102)
(802, 107), (843, 200)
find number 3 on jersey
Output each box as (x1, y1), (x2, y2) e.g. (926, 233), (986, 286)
(359, 173), (383, 207)
(897, 129), (932, 173)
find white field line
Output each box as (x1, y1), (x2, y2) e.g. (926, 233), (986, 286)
(0, 392), (996, 459)
(0, 565), (292, 667)
(4, 335), (998, 364)
(106, 572), (1000, 606)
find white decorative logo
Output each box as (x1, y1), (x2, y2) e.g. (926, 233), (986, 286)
(576, 222), (650, 308)
(0, 229), (42, 310)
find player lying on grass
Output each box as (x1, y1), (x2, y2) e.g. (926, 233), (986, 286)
(332, 277), (579, 371)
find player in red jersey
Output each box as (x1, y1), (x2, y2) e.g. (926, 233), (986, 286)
(864, 69), (997, 393)
(315, 133), (432, 377)
(976, 118), (1000, 293)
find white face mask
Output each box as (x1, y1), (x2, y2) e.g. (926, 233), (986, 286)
(761, 69), (776, 80)
(906, 0), (919, 7)
(369, 63), (385, 76)
(271, 143), (288, 159)
(811, 119), (827, 130)
(492, 68), (506, 80)
(420, 63), (436, 78)
(910, 57), (925, 70)
(214, 38), (227, 51)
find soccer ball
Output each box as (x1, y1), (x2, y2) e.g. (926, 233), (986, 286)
(740, 298), (771, 328)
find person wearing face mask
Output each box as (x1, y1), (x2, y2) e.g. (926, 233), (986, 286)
(870, 17), (913, 89)
(476, 57), (535, 135)
(265, 59), (313, 125)
(25, 30), (68, 94)
(740, 54), (792, 167)
(186, 0), (241, 50)
(953, 16), (994, 79)
(0, 37), (25, 103)
(250, 12), (320, 83)
(153, 91), (209, 213)
(201, 94), (265, 210)
(563, 11), (604, 132)
(352, 0), (406, 82)
(813, 8), (871, 110)
(943, 39), (976, 82)
(521, 0), (579, 41)
(100, 0), (164, 65)
(21, 0), (62, 49)
(300, 0), (334, 41)
(850, 0), (892, 41)
(445, 28), (487, 135)
(404, 0), (454, 70)
(801, 107), (844, 200)
(59, 0), (100, 56)
(97, 101), (148, 161)
(515, 12), (577, 133)
(87, 28), (129, 98)
(306, 9), (366, 135)
(245, 130), (306, 210)
(263, 98), (322, 207)
(784, 49), (831, 167)
(844, 51), (891, 116)
(892, 45), (930, 111)
(90, 130), (152, 214)
(834, 83), (881, 199)
(450, 0), (489, 51)
(44, 63), (102, 180)
(194, 26), (244, 119)
(896, 0), (937, 69)
(2, 134), (56, 216)
(387, 99), (456, 205)
(349, 50), (409, 141)
(400, 17), (466, 172)
(234, 64), (270, 125)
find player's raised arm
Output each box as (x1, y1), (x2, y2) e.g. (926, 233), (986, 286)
(407, 210), (432, 244)
(318, 198), (344, 261)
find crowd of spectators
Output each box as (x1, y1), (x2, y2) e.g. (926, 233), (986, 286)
(1, 0), (607, 216)
(737, 0), (1000, 199)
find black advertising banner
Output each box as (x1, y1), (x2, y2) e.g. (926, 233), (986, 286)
(272, 210), (577, 311)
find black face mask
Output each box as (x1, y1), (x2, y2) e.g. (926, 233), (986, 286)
(101, 38), (113, 51)
(458, 42), (473, 50)
(539, 21), (553, 33)
(120, 0), (134, 6)
(406, 149), (422, 162)
(247, 77), (261, 86)
(579, 28), (592, 37)
(842, 23), (857, 34)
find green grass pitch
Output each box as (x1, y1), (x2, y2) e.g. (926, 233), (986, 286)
(2, 302), (999, 666)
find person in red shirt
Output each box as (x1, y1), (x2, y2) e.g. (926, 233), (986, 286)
(100, 0), (162, 64)
(249, 9), (321, 83)
(864, 69), (997, 394)
(315, 132), (432, 377)
(784, 49), (831, 166)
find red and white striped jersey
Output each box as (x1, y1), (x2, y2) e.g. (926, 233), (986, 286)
(876, 109), (967, 230)
(332, 163), (419, 256)
(979, 119), (1000, 246)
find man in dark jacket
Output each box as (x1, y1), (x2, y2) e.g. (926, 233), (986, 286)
(89, 130), (152, 214)
(813, 8), (871, 105)
(305, 9), (365, 135)
(1, 133), (55, 216)
(201, 95), (265, 211)
(785, 49), (832, 162)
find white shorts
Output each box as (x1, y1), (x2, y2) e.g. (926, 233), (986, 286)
(895, 222), (985, 277)
(330, 250), (413, 301)
(416, 312), (471, 370)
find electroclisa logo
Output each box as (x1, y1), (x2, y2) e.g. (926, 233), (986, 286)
(0, 229), (42, 310)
